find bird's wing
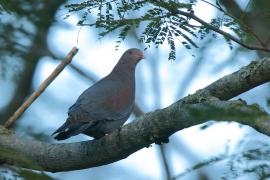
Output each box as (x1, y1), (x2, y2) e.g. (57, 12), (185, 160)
(68, 77), (134, 123)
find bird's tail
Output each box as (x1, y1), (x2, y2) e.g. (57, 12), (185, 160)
(52, 118), (93, 140)
(54, 131), (71, 140)
(51, 121), (68, 136)
(51, 121), (71, 140)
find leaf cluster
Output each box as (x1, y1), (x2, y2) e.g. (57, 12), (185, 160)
(65, 0), (245, 60)
(223, 142), (270, 179)
(173, 141), (270, 179)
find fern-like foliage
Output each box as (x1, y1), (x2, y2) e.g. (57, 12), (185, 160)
(172, 142), (270, 180)
(65, 0), (244, 60)
(222, 142), (270, 180)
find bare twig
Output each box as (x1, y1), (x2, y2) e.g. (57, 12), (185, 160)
(245, 26), (267, 47)
(265, 35), (270, 46)
(69, 64), (97, 82)
(130, 29), (172, 179)
(4, 47), (79, 128)
(200, 0), (223, 11)
(159, 145), (171, 180)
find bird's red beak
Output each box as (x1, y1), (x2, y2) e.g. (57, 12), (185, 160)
(137, 51), (144, 60)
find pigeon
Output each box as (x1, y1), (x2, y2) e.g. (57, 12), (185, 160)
(52, 48), (144, 140)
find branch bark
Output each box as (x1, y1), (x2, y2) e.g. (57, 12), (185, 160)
(1, 57), (270, 172)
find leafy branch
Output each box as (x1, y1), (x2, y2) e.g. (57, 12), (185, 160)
(64, 0), (270, 60)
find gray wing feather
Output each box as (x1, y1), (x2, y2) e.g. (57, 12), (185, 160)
(68, 78), (133, 122)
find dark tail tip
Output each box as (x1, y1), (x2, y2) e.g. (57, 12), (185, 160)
(54, 132), (70, 141)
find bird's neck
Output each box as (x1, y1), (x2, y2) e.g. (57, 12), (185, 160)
(108, 60), (137, 102)
(110, 59), (137, 81)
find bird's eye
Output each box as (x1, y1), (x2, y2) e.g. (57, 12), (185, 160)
(128, 51), (132, 55)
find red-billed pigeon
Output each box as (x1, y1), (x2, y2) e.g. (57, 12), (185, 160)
(52, 48), (144, 140)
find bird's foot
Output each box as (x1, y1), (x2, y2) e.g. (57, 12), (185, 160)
(148, 135), (169, 146)
(153, 137), (169, 145)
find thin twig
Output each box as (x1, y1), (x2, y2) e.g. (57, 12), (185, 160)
(265, 35), (270, 46)
(130, 29), (172, 179)
(80, 14), (173, 26)
(197, 0), (266, 48)
(69, 64), (97, 82)
(176, 9), (270, 52)
(245, 26), (266, 47)
(147, 1), (270, 52)
(160, 145), (171, 180)
(4, 47), (79, 128)
(200, 0), (223, 11)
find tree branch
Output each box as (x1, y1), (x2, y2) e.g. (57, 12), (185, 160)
(177, 11), (270, 52)
(80, 1), (270, 53)
(1, 57), (270, 172)
(3, 47), (78, 128)
(150, 1), (270, 52)
(0, 100), (269, 172)
(0, 1), (67, 127)
(203, 58), (270, 100)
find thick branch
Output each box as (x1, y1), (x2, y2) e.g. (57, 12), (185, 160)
(0, 57), (270, 172)
(0, 100), (269, 172)
(203, 58), (270, 100)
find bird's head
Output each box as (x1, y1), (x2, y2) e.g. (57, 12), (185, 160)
(112, 48), (145, 73)
(121, 48), (144, 65)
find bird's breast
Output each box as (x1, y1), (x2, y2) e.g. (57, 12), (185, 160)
(110, 85), (134, 111)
